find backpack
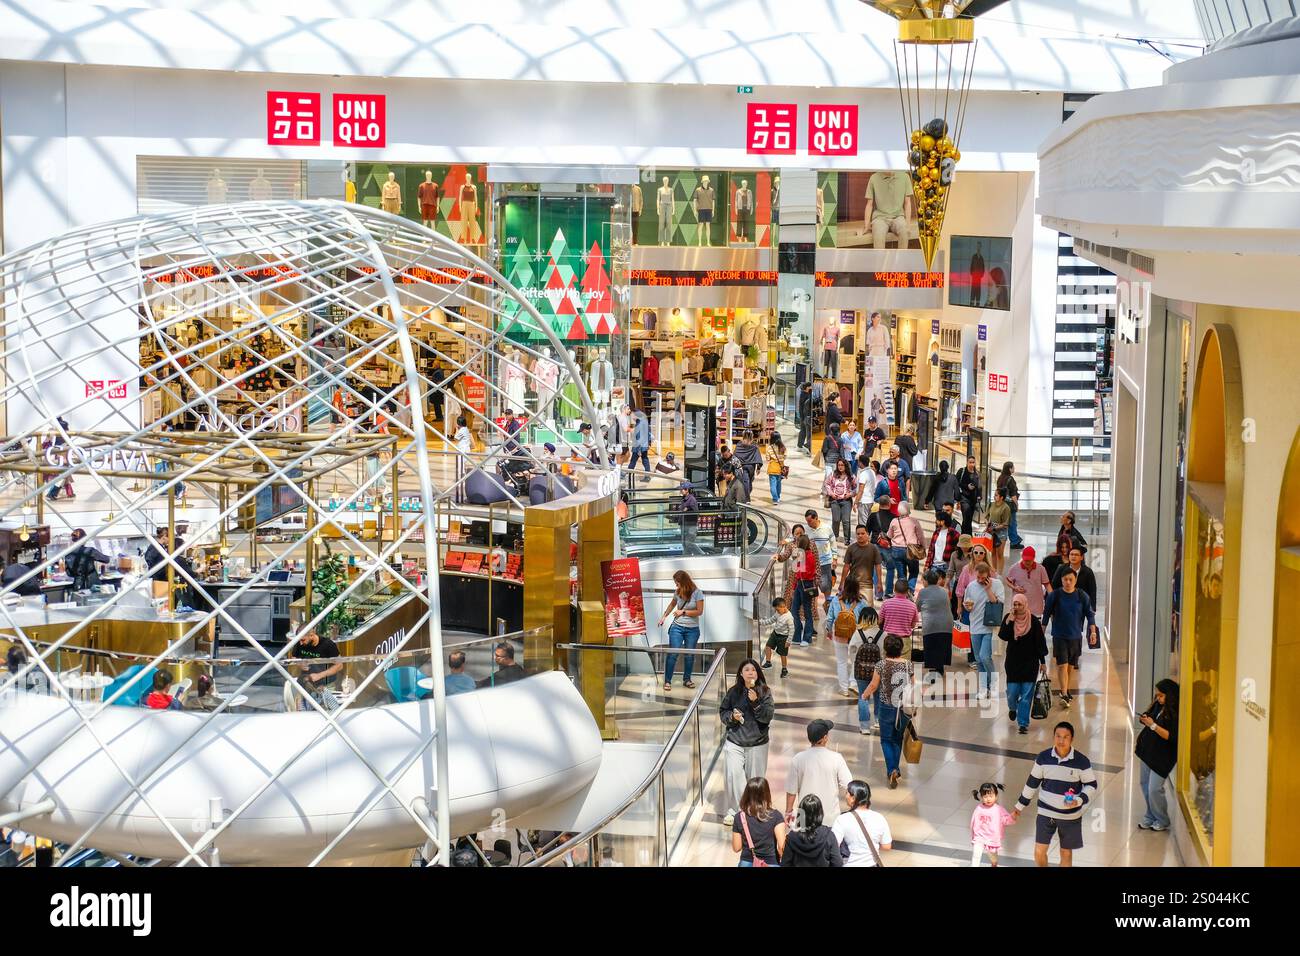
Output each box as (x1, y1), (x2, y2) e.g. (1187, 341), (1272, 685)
(832, 603), (858, 642)
(855, 629), (882, 679)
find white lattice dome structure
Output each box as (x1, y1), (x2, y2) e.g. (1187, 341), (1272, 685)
(0, 201), (610, 865)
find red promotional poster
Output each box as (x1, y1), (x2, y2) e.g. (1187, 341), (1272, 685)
(464, 375), (487, 415)
(601, 558), (647, 638)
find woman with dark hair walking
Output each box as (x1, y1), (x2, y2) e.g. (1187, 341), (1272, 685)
(997, 461), (1023, 549)
(1135, 678), (1179, 832)
(831, 780), (893, 866)
(859, 633), (913, 789)
(731, 777), (786, 866)
(780, 795), (843, 867)
(657, 570), (704, 692)
(789, 533), (819, 647)
(720, 659), (775, 826)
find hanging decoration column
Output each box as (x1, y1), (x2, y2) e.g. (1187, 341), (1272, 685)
(871, 3), (978, 270)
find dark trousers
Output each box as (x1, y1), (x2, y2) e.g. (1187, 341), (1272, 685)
(960, 497), (977, 535)
(797, 417), (811, 450)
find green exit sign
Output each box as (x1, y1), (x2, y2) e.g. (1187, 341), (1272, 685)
(736, 85), (753, 94)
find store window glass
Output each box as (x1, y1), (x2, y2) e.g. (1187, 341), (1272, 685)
(816, 170), (920, 250)
(137, 157), (305, 214)
(352, 162), (488, 246)
(1169, 316), (1192, 676)
(634, 169), (776, 248)
(493, 182), (630, 435)
(1182, 498), (1221, 853)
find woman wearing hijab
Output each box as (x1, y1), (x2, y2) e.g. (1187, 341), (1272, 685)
(997, 593), (1047, 734)
(1135, 679), (1179, 831)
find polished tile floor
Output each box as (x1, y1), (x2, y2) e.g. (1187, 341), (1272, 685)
(672, 437), (1172, 867)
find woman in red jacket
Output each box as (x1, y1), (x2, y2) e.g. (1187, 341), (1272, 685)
(790, 534), (820, 647)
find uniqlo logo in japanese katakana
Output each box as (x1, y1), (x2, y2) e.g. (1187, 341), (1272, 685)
(746, 103), (797, 155)
(266, 91), (321, 146)
(86, 380), (127, 399)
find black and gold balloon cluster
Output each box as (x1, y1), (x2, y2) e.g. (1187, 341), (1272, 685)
(908, 117), (960, 244)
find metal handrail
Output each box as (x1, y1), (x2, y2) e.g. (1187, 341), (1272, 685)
(524, 642), (728, 867)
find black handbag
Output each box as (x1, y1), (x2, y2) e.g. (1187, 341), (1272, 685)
(1032, 674), (1052, 720)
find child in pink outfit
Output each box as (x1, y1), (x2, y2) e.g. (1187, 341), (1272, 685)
(969, 782), (1016, 866)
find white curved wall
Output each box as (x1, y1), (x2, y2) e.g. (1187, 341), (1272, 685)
(0, 671), (601, 864)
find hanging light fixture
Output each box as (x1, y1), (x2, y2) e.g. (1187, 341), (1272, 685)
(862, 1), (979, 270)
(17, 524), (31, 542)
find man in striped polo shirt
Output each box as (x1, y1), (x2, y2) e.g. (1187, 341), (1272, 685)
(879, 579), (919, 638)
(1012, 721), (1097, 866)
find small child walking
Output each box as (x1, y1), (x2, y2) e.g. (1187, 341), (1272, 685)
(969, 782), (1016, 866)
(760, 596), (795, 678)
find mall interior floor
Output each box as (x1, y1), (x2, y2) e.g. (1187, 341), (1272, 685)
(670, 434), (1174, 867)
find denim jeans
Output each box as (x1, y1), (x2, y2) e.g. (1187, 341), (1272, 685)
(1139, 761), (1171, 828)
(769, 473), (783, 503)
(970, 631), (995, 695)
(885, 547), (917, 593)
(1006, 680), (1034, 728)
(878, 701), (903, 776)
(630, 446), (650, 472)
(857, 677), (876, 729)
(791, 583), (816, 645)
(663, 621), (700, 684)
(1008, 507), (1022, 547)
(819, 562), (834, 597)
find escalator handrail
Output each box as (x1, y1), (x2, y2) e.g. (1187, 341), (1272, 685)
(522, 643), (727, 867)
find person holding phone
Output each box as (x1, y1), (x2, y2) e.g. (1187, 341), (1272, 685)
(1135, 679), (1179, 832)
(719, 659), (774, 827)
(658, 570), (705, 692)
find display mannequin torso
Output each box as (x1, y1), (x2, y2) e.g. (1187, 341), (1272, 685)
(631, 184), (643, 214)
(735, 187), (752, 212)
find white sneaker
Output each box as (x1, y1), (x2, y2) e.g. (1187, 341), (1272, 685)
(723, 810), (736, 826)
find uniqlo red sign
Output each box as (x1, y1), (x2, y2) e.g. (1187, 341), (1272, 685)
(333, 93), (386, 148)
(85, 380), (128, 400)
(266, 91), (321, 146)
(988, 373), (1009, 393)
(809, 104), (859, 156)
(746, 103), (797, 155)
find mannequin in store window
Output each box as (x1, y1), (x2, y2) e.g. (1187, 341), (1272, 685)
(771, 175), (781, 226)
(503, 347), (527, 413)
(459, 173), (479, 244)
(657, 177), (674, 246)
(589, 347), (614, 419)
(535, 347), (560, 422)
(734, 179), (754, 243)
(820, 321), (839, 379)
(206, 168), (228, 204)
(692, 175), (716, 248)
(816, 185), (825, 227)
(418, 170), (440, 228)
(381, 171), (402, 214)
(249, 168), (273, 201)
(631, 182), (644, 244)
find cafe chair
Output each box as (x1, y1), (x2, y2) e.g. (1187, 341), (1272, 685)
(103, 665), (155, 707)
(384, 666), (424, 703)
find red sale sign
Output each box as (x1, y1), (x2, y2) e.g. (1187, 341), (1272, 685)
(746, 103), (797, 155)
(333, 93), (386, 148)
(988, 373), (1009, 393)
(809, 104), (858, 156)
(266, 91), (321, 146)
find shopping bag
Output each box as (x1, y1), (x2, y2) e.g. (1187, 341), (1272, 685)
(1031, 675), (1052, 720)
(951, 624), (971, 650)
(900, 712), (923, 763)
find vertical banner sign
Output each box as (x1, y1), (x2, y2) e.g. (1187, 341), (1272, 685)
(463, 375), (487, 415)
(931, 319), (941, 334)
(266, 91), (321, 146)
(746, 103), (798, 155)
(808, 105), (859, 156)
(601, 558), (647, 638)
(333, 94), (387, 148)
(839, 308), (856, 326)
(977, 324), (987, 342)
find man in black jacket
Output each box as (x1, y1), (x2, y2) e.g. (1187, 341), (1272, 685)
(956, 456), (981, 536)
(1051, 546), (1098, 612)
(66, 528), (111, 591)
(825, 394), (844, 430)
(732, 432), (764, 488)
(797, 384), (813, 452)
